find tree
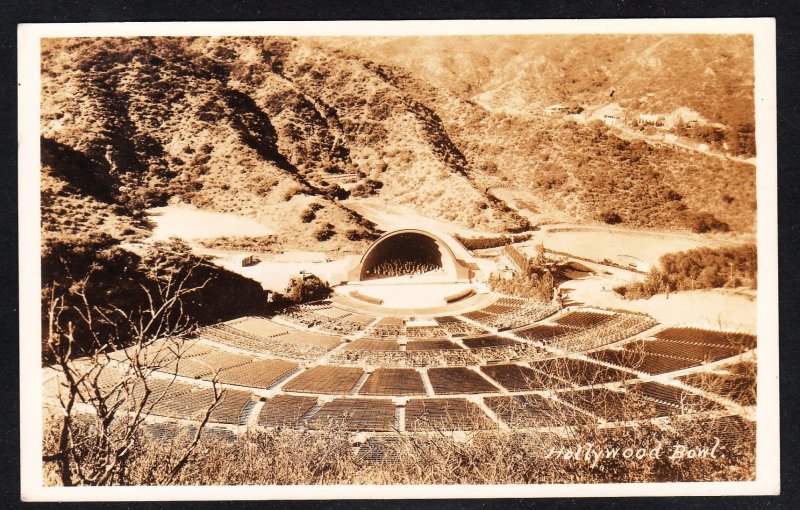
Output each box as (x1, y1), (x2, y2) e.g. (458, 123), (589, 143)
(283, 274), (331, 304)
(42, 261), (223, 486)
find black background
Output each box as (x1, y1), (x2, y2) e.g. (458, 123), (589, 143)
(2, 0), (797, 508)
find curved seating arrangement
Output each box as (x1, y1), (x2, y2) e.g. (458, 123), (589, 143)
(60, 296), (756, 435)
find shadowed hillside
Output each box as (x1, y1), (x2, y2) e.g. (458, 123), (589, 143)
(42, 35), (756, 246)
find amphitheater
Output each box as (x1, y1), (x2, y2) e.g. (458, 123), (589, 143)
(43, 229), (757, 448)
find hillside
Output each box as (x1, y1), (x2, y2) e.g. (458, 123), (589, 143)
(41, 36), (530, 255)
(41, 35), (756, 254)
(322, 34), (755, 129)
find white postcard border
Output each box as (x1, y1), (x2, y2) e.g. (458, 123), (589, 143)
(18, 18), (779, 501)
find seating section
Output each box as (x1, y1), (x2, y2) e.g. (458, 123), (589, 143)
(405, 326), (449, 339)
(481, 364), (570, 392)
(368, 317), (406, 338)
(159, 349), (252, 379)
(308, 399), (397, 431)
(406, 340), (462, 351)
(654, 327), (756, 350)
(528, 357), (634, 387)
(514, 324), (574, 342)
(462, 299), (559, 330)
(205, 359), (299, 388)
(435, 316), (486, 336)
(359, 368), (427, 396)
(516, 313), (658, 353)
(282, 366), (364, 394)
(146, 383), (253, 425)
(200, 324), (341, 360)
(258, 395), (319, 428)
(279, 302), (375, 335)
(427, 367), (499, 395)
(485, 394), (586, 428)
(87, 302), (757, 434)
(328, 347), (475, 368)
(462, 336), (521, 349)
(405, 398), (495, 430)
(228, 317), (291, 338)
(554, 311), (615, 328)
(626, 338), (743, 364)
(680, 361), (757, 406)
(588, 347), (700, 375)
(556, 387), (667, 422)
(628, 382), (720, 413)
(342, 339), (402, 351)
(107, 337), (210, 368)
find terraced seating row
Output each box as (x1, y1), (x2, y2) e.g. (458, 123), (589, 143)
(344, 338), (402, 351)
(258, 395), (318, 428)
(589, 347), (690, 374)
(654, 327), (756, 350)
(427, 367), (499, 394)
(282, 365), (364, 394)
(279, 305), (372, 335)
(556, 382), (719, 422)
(227, 317), (291, 338)
(624, 338), (743, 363)
(308, 398), (397, 432)
(485, 394), (589, 428)
(544, 314), (658, 353)
(680, 361), (757, 406)
(405, 398), (494, 431)
(359, 368), (427, 396)
(435, 316), (487, 336)
(200, 325), (339, 360)
(141, 380), (254, 425)
(205, 359), (299, 389)
(368, 317), (406, 338)
(462, 300), (559, 330)
(405, 326), (449, 339)
(328, 347), (476, 368)
(554, 310), (615, 329)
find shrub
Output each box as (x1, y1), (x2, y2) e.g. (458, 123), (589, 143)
(300, 207), (316, 223)
(688, 212), (730, 233)
(600, 210), (623, 224)
(283, 273), (331, 304)
(314, 223), (335, 241)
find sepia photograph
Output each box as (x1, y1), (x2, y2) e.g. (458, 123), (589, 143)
(18, 19), (779, 500)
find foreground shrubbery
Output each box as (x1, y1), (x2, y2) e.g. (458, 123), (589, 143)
(42, 414), (755, 486)
(614, 244), (757, 299)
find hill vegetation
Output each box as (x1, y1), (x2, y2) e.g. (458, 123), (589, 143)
(614, 244), (757, 299)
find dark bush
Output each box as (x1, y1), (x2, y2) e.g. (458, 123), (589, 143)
(314, 223), (335, 241)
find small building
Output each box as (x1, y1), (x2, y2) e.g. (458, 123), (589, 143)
(592, 103), (625, 126)
(637, 113), (664, 127)
(664, 107), (705, 128)
(543, 104), (568, 116)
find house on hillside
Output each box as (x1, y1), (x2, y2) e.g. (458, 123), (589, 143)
(664, 107), (706, 128)
(592, 103), (625, 126)
(543, 104), (568, 116)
